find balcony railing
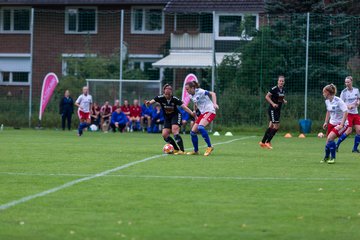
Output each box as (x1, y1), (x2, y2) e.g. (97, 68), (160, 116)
(170, 33), (213, 50)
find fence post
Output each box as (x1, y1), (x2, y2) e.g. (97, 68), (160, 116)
(304, 12), (310, 120)
(119, 9), (124, 103)
(29, 8), (35, 128)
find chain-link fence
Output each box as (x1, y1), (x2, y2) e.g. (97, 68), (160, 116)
(0, 8), (359, 130)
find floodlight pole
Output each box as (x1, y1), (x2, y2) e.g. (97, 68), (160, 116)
(29, 8), (35, 128)
(119, 10), (124, 103)
(210, 11), (216, 132)
(304, 12), (310, 120)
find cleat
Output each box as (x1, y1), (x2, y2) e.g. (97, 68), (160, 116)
(187, 151), (199, 155)
(352, 149), (360, 153)
(327, 158), (335, 164)
(265, 142), (273, 149)
(174, 150), (186, 155)
(204, 147), (214, 156)
(320, 157), (329, 163)
(259, 142), (267, 148)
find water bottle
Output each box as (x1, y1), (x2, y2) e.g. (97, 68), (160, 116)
(0, 124), (3, 131)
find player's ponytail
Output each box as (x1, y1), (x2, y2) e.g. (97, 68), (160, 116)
(324, 83), (337, 96)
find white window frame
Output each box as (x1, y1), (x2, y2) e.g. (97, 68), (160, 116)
(65, 7), (98, 34)
(61, 53), (97, 76)
(214, 13), (259, 40)
(131, 6), (165, 34)
(0, 71), (30, 85)
(0, 7), (31, 34)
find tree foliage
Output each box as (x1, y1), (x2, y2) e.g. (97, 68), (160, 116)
(216, 0), (356, 95)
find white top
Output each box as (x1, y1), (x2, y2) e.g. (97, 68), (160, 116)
(325, 96), (348, 125)
(76, 94), (93, 113)
(190, 88), (215, 114)
(340, 87), (359, 114)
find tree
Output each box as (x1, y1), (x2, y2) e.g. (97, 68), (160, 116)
(217, 0), (356, 94)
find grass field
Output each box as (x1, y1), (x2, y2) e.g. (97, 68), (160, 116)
(1, 129), (360, 240)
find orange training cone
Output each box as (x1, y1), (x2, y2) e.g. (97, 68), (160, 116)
(284, 133), (292, 138)
(298, 133), (306, 138)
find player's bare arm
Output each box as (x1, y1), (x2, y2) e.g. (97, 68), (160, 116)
(181, 104), (195, 117)
(323, 111), (330, 129)
(145, 99), (155, 107)
(209, 91), (219, 109)
(75, 102), (82, 110)
(336, 111), (348, 130)
(265, 93), (277, 108)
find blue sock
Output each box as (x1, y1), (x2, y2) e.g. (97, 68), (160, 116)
(329, 140), (336, 159)
(136, 121), (140, 130)
(198, 125), (211, 147)
(353, 135), (360, 151)
(78, 122), (87, 135)
(336, 133), (348, 147)
(190, 131), (199, 152)
(325, 143), (330, 158)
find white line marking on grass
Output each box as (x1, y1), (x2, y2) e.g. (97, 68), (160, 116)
(0, 172), (353, 181)
(0, 154), (162, 211)
(0, 136), (252, 211)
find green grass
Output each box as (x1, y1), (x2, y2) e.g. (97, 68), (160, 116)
(1, 129), (360, 240)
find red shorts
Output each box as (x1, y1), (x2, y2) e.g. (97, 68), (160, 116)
(196, 112), (216, 125)
(347, 113), (360, 128)
(326, 123), (348, 137)
(78, 110), (90, 120)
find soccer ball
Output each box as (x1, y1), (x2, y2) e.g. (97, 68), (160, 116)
(163, 144), (174, 154)
(317, 132), (324, 138)
(89, 124), (98, 132)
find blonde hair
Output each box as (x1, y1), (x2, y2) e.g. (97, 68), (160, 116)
(323, 83), (337, 96)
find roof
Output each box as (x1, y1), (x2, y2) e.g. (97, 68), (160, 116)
(0, 0), (169, 5)
(152, 50), (228, 69)
(164, 0), (265, 13)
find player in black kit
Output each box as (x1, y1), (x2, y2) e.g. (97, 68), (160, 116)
(259, 75), (287, 149)
(146, 84), (195, 154)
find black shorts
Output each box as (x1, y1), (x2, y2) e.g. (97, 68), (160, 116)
(164, 113), (182, 129)
(268, 108), (281, 123)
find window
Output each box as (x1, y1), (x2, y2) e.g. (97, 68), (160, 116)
(131, 7), (164, 34)
(0, 71), (29, 84)
(215, 13), (259, 40)
(65, 7), (97, 34)
(62, 54), (97, 76)
(0, 54), (31, 85)
(0, 8), (31, 33)
(219, 15), (242, 37)
(129, 54), (163, 80)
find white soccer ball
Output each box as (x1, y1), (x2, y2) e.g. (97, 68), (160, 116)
(89, 124), (98, 132)
(317, 132), (324, 138)
(163, 144), (174, 154)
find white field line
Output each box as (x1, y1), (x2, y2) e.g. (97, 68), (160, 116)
(0, 172), (354, 181)
(0, 136), (253, 211)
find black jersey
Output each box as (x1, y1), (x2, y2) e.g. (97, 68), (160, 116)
(268, 86), (285, 109)
(154, 95), (183, 116)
